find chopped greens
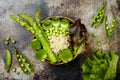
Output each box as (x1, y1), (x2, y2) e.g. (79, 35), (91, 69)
(82, 49), (119, 80)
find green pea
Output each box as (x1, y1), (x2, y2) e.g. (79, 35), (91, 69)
(12, 68), (16, 72)
(20, 64), (24, 67)
(92, 33), (97, 38)
(24, 69), (27, 72)
(12, 40), (16, 44)
(5, 41), (9, 45)
(22, 59), (26, 62)
(18, 59), (21, 62)
(16, 54), (19, 57)
(6, 37), (10, 41)
(27, 64), (30, 66)
(105, 26), (109, 30)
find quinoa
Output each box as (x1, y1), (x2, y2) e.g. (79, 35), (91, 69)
(48, 35), (70, 54)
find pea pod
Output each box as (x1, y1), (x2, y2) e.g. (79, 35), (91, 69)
(104, 16), (109, 39)
(109, 16), (117, 38)
(91, 0), (106, 28)
(104, 16), (117, 41)
(15, 49), (34, 74)
(5, 50), (12, 72)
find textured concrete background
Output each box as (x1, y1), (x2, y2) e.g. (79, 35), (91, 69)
(0, 0), (120, 80)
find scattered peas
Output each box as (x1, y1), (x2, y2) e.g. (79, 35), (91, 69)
(6, 37), (10, 41)
(5, 41), (9, 45)
(12, 40), (16, 44)
(92, 33), (97, 38)
(12, 68), (16, 72)
(97, 39), (101, 47)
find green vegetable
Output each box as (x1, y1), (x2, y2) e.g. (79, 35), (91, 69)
(74, 43), (85, 55)
(92, 33), (97, 38)
(60, 18), (69, 29)
(12, 39), (16, 44)
(42, 19), (52, 30)
(91, 0), (106, 28)
(35, 49), (47, 61)
(30, 39), (41, 50)
(51, 16), (60, 27)
(15, 48), (34, 75)
(5, 50), (12, 72)
(59, 48), (73, 63)
(104, 16), (117, 42)
(82, 49), (119, 80)
(97, 39), (101, 47)
(6, 37), (10, 41)
(5, 41), (9, 45)
(10, 9), (57, 64)
(104, 51), (119, 80)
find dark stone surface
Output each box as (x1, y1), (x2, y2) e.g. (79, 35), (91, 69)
(0, 0), (120, 80)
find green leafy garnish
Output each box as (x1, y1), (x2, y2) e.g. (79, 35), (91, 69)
(82, 49), (119, 80)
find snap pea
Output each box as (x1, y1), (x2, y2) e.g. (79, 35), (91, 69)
(5, 50), (12, 72)
(91, 0), (106, 28)
(104, 16), (117, 41)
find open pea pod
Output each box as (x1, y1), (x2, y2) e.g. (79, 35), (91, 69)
(15, 48), (34, 74)
(59, 48), (73, 63)
(91, 0), (106, 28)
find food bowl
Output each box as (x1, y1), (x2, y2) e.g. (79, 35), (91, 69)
(37, 16), (87, 65)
